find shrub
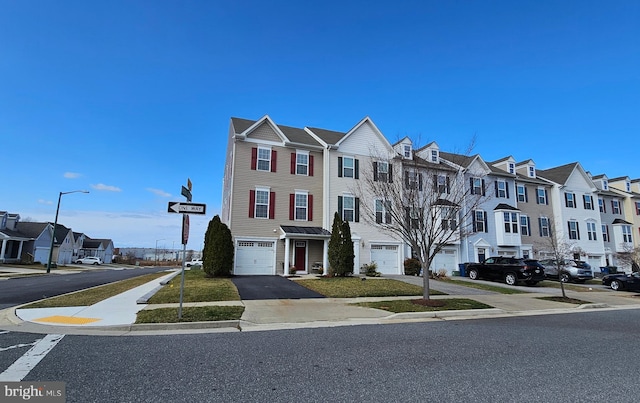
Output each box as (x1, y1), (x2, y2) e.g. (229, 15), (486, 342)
(362, 262), (381, 277)
(203, 215), (234, 277)
(404, 258), (421, 276)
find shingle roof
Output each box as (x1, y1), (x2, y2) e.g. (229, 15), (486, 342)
(537, 162), (579, 184)
(280, 226), (331, 237)
(494, 203), (520, 211)
(612, 218), (632, 225)
(307, 127), (346, 145)
(231, 117), (323, 147)
(15, 222), (49, 238)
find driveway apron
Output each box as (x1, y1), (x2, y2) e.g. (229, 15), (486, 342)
(231, 276), (325, 300)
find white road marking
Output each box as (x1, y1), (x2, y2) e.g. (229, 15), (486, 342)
(0, 334), (65, 381)
(0, 331), (9, 335)
(0, 341), (38, 352)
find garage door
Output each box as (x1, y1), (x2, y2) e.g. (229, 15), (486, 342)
(370, 245), (399, 275)
(34, 247), (49, 264)
(235, 240), (275, 275)
(431, 249), (458, 276)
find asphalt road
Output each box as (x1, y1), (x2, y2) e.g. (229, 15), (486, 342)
(0, 267), (169, 310)
(231, 275), (325, 299)
(3, 309), (640, 402)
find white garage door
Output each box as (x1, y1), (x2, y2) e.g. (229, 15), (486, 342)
(431, 249), (458, 276)
(34, 247), (49, 264)
(235, 240), (275, 275)
(370, 245), (399, 275)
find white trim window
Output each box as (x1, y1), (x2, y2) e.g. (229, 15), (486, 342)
(431, 149), (438, 162)
(565, 192), (576, 208)
(612, 199), (621, 215)
(626, 181), (631, 192)
(296, 152), (309, 175)
(376, 161), (389, 182)
(539, 217), (550, 237)
(474, 210), (487, 232)
(504, 212), (518, 233)
(517, 185), (527, 202)
(508, 163), (515, 174)
(295, 192), (308, 221)
(586, 221), (597, 241)
(583, 195), (593, 210)
(623, 225), (633, 243)
(603, 180), (609, 190)
(528, 166), (535, 177)
(255, 189), (270, 219)
(497, 180), (507, 198)
(342, 156), (355, 178)
(602, 225), (610, 242)
(342, 195), (355, 222)
(599, 198), (606, 213)
(257, 147), (271, 172)
(441, 206), (457, 230)
(636, 201), (640, 216)
(568, 220), (580, 240)
(375, 199), (391, 224)
(520, 215), (530, 236)
(537, 188), (547, 204)
(403, 144), (411, 158)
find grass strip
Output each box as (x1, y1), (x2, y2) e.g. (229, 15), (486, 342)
(356, 298), (493, 312)
(294, 277), (445, 298)
(135, 306), (244, 323)
(24, 272), (169, 308)
(442, 279), (528, 294)
(537, 296), (592, 305)
(537, 280), (604, 292)
(147, 269), (239, 303)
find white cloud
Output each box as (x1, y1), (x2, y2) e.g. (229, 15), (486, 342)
(91, 183), (122, 192)
(64, 172), (82, 179)
(37, 199), (53, 205)
(146, 188), (171, 197)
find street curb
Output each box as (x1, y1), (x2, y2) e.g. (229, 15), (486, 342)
(386, 308), (504, 320)
(136, 271), (181, 304)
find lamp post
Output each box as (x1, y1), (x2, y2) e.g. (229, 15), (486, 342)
(46, 190), (89, 273)
(155, 239), (165, 266)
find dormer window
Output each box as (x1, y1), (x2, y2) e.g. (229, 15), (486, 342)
(626, 181), (631, 192)
(403, 144), (412, 159)
(528, 166), (535, 177)
(431, 149), (438, 163)
(508, 163), (515, 174)
(603, 180), (609, 190)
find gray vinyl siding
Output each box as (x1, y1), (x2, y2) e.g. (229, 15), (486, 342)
(250, 121), (282, 142)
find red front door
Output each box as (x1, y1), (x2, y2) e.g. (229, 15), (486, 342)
(294, 241), (306, 272)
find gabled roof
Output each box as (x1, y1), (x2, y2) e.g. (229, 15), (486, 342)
(15, 222), (50, 239)
(53, 223), (71, 246)
(537, 162), (580, 185)
(612, 218), (632, 225)
(231, 116), (323, 148)
(82, 239), (103, 249)
(336, 116), (393, 150)
(439, 151), (485, 170)
(306, 127), (345, 146)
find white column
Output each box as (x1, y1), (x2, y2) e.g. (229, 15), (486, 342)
(0, 240), (7, 263)
(322, 239), (328, 275)
(284, 238), (290, 276)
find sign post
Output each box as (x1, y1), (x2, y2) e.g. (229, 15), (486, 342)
(178, 179), (194, 320)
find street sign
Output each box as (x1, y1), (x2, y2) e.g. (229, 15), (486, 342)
(168, 201), (206, 214)
(182, 214), (189, 244)
(181, 186), (192, 202)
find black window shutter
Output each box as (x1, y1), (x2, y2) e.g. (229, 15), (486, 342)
(354, 159), (359, 179)
(419, 173), (423, 191)
(446, 176), (450, 194)
(524, 187), (528, 203)
(404, 171), (409, 188)
(388, 164), (393, 183)
(338, 196), (343, 217)
(495, 181), (499, 197)
(472, 210), (477, 232)
(470, 178), (474, 194)
(355, 198), (360, 222)
(506, 183), (510, 199)
(373, 162), (378, 182)
(482, 179), (486, 196)
(484, 213), (488, 232)
(539, 218), (543, 236)
(338, 157), (343, 177)
(545, 189), (549, 205)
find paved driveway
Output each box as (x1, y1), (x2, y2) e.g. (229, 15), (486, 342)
(231, 276), (325, 300)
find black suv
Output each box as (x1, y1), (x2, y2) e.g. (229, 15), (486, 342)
(467, 257), (546, 286)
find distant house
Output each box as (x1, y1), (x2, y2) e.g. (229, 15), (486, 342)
(80, 238), (114, 264)
(0, 212), (44, 264)
(15, 221), (54, 264)
(52, 224), (76, 264)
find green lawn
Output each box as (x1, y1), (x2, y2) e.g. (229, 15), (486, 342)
(147, 269), (240, 303)
(356, 298), (493, 312)
(24, 272), (170, 308)
(294, 277), (445, 298)
(135, 306), (245, 323)
(441, 278), (528, 294)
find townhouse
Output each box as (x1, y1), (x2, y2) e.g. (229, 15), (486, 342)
(222, 115), (639, 276)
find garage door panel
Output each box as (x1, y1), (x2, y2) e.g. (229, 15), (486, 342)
(431, 249), (457, 275)
(370, 245), (399, 275)
(236, 241), (275, 275)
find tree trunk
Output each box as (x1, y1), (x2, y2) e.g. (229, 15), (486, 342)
(560, 279), (566, 298)
(422, 261), (431, 300)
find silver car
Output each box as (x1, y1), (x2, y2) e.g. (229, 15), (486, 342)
(539, 259), (593, 283)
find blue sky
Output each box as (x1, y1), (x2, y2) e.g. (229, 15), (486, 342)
(1, 0), (638, 250)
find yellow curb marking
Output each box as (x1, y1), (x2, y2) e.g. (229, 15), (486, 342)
(34, 315), (101, 325)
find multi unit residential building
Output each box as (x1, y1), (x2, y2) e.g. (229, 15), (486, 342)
(222, 115), (640, 276)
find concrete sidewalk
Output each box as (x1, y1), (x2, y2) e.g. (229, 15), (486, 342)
(2, 272), (640, 336)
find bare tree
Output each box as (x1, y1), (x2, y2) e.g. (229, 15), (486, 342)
(615, 245), (640, 273)
(353, 145), (489, 300)
(536, 217), (575, 298)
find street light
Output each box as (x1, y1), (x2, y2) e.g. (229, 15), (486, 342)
(46, 190), (89, 273)
(155, 239), (165, 266)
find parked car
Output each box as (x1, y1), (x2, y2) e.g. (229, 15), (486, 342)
(602, 272), (640, 291)
(539, 259), (593, 283)
(467, 257), (545, 286)
(75, 256), (102, 265)
(185, 259), (203, 268)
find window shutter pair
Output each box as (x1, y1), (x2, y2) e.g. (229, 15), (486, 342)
(250, 147), (277, 172)
(289, 153), (314, 176)
(337, 196), (360, 222)
(337, 157), (359, 178)
(248, 190), (275, 219)
(372, 162), (393, 182)
(288, 194), (313, 221)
